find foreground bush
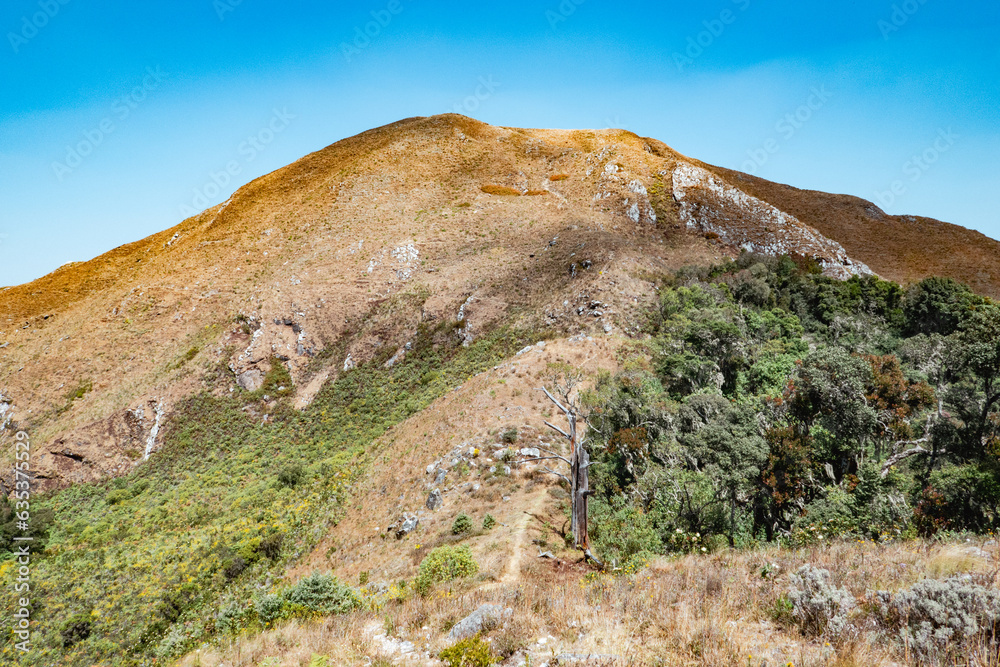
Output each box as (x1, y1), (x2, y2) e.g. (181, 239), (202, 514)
(415, 545), (478, 596)
(876, 577), (1000, 663)
(788, 565), (855, 638)
(439, 634), (497, 667)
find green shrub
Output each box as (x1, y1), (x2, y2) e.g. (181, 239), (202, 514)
(277, 463), (306, 488)
(439, 634), (497, 667)
(254, 593), (285, 626)
(215, 601), (249, 635)
(105, 488), (131, 506)
(60, 613), (92, 648)
(589, 499), (663, 568)
(259, 358), (294, 397)
(452, 513), (473, 535)
(284, 573), (362, 615)
(482, 514), (496, 531)
(501, 427), (519, 443)
(415, 546), (478, 596)
(259, 532), (284, 559)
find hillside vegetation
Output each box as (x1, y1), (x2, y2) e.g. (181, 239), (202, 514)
(3, 255), (1000, 666)
(0, 320), (535, 665)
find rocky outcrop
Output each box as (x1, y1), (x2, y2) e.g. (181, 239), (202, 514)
(671, 162), (873, 280)
(30, 398), (166, 490)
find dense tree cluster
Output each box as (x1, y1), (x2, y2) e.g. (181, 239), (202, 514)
(584, 255), (1000, 566)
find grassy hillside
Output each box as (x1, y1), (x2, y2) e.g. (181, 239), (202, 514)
(0, 319), (536, 665)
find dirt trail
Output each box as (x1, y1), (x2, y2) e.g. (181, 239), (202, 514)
(499, 489), (550, 584)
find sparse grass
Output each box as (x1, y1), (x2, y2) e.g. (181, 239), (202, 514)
(189, 538), (999, 667)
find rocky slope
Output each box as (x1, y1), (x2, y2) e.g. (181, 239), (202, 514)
(1, 114), (997, 489)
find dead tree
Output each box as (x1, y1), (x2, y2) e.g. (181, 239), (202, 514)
(520, 377), (603, 567)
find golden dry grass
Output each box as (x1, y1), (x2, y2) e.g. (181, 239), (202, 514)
(480, 185), (523, 196)
(177, 538), (999, 667)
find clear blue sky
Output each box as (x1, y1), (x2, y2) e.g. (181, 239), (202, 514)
(1, 0), (998, 286)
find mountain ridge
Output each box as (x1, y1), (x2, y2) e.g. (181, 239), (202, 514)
(1, 113), (997, 490)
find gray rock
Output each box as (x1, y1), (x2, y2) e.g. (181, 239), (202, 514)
(426, 488), (443, 511)
(448, 604), (512, 640)
(396, 515), (419, 539)
(434, 469), (448, 485)
(237, 369), (264, 392)
(426, 463), (436, 475)
(519, 447), (541, 458)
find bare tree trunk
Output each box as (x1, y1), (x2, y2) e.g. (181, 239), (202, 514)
(541, 386), (602, 567)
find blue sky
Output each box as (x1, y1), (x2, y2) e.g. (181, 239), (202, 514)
(1, 0), (998, 286)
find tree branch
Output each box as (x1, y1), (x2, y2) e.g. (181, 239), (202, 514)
(540, 467), (571, 485)
(519, 455), (571, 465)
(881, 443), (942, 478)
(544, 420), (571, 439)
(541, 387), (572, 417)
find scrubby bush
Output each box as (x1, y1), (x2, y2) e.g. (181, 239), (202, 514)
(452, 513), (473, 535)
(254, 593), (285, 627)
(259, 532), (284, 559)
(277, 463), (306, 488)
(589, 499), (663, 569)
(215, 601), (249, 635)
(439, 634), (497, 667)
(415, 545), (478, 596)
(876, 577), (1000, 663)
(787, 565), (855, 638)
(482, 513), (496, 530)
(284, 573), (362, 615)
(60, 613), (92, 648)
(501, 427), (519, 443)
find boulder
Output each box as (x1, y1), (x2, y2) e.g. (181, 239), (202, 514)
(426, 488), (443, 511)
(237, 369), (264, 392)
(395, 515), (419, 539)
(448, 603), (512, 640)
